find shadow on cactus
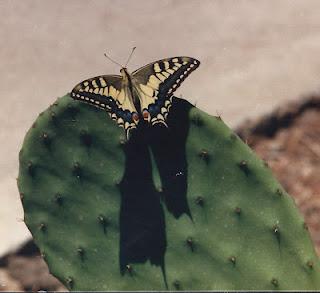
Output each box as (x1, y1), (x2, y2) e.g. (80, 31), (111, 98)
(119, 98), (193, 283)
(18, 95), (320, 291)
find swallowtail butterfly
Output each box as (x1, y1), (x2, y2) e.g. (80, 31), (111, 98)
(71, 54), (200, 138)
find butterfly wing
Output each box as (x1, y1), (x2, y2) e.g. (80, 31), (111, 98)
(71, 75), (139, 137)
(132, 56), (200, 125)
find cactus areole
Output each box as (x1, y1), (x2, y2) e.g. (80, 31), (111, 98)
(18, 94), (320, 290)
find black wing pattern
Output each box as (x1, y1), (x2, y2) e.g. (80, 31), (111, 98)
(132, 56), (200, 125)
(71, 75), (139, 136)
(71, 56), (200, 138)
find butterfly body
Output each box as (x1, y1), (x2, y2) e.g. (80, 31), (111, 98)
(71, 56), (200, 138)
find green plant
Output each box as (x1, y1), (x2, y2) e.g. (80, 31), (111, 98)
(18, 94), (320, 290)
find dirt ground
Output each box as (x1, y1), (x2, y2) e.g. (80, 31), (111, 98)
(0, 96), (319, 291)
(237, 95), (320, 256)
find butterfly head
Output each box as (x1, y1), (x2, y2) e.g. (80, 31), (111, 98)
(120, 67), (131, 81)
(120, 67), (128, 74)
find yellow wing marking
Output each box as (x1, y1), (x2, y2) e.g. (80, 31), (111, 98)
(109, 86), (118, 98)
(135, 84), (156, 111)
(147, 75), (161, 89)
(162, 72), (170, 78)
(117, 117), (124, 126)
(161, 107), (167, 114)
(116, 89), (126, 105)
(164, 61), (170, 69)
(92, 80), (98, 88)
(154, 63), (161, 73)
(156, 73), (166, 81)
(99, 78), (107, 87)
(139, 84), (154, 97)
(114, 87), (138, 114)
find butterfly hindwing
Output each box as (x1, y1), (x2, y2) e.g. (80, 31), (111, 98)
(132, 56), (200, 125)
(71, 75), (138, 136)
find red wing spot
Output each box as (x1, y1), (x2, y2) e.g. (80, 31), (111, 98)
(132, 113), (139, 121)
(143, 111), (150, 120)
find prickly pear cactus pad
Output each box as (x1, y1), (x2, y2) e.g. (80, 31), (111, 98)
(18, 94), (320, 290)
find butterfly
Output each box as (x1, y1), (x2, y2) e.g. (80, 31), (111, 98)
(71, 55), (200, 138)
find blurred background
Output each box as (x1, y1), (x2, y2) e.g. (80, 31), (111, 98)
(0, 0), (320, 290)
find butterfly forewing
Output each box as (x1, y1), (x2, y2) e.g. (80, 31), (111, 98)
(71, 75), (138, 136)
(132, 57), (200, 125)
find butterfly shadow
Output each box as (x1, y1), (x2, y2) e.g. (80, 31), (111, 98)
(119, 97), (193, 287)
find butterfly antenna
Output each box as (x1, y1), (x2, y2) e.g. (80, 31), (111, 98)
(124, 47), (136, 67)
(104, 52), (124, 68)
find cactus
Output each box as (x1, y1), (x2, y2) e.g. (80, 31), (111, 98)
(18, 94), (320, 290)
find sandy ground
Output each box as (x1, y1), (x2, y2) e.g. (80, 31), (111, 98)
(1, 0), (320, 256)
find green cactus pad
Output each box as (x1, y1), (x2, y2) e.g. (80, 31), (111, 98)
(18, 94), (320, 290)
